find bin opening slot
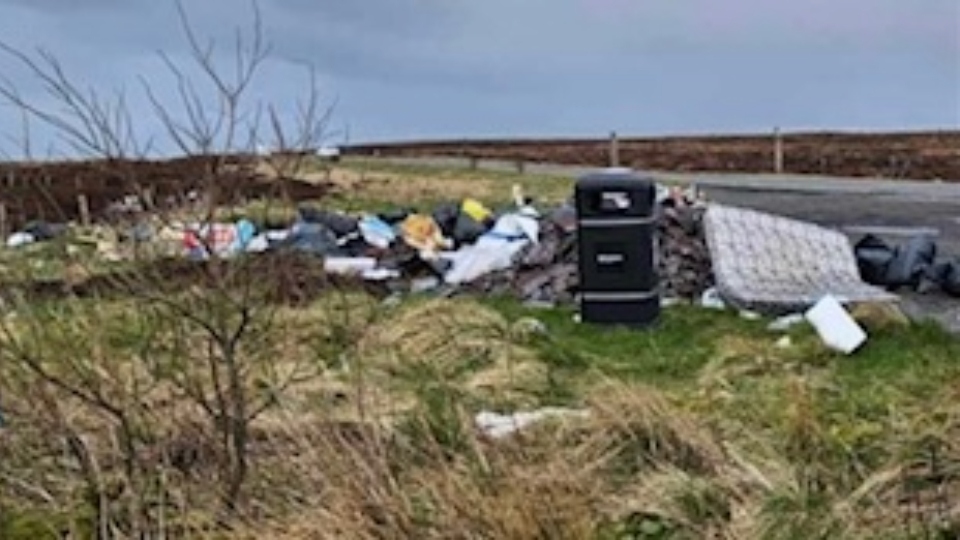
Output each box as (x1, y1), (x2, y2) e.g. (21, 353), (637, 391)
(597, 191), (632, 213)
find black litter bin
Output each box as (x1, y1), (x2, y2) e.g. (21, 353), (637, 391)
(575, 169), (660, 328)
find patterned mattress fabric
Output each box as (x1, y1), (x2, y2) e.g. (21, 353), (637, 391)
(703, 204), (898, 315)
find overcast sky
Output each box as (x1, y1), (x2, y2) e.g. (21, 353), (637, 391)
(0, 0), (957, 156)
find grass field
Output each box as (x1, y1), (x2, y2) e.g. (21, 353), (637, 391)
(1, 162), (959, 539)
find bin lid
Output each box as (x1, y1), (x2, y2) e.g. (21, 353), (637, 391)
(576, 168), (654, 186)
(576, 170), (655, 194)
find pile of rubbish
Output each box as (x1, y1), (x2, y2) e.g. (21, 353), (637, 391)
(159, 185), (714, 306)
(6, 177), (953, 331)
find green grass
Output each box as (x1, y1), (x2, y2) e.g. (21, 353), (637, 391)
(332, 156), (576, 207)
(488, 299), (764, 382)
(4, 161), (960, 539)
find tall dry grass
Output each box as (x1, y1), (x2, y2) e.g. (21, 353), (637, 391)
(3, 295), (960, 539)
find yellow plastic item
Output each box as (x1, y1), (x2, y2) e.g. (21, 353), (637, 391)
(400, 214), (451, 253)
(461, 198), (493, 223)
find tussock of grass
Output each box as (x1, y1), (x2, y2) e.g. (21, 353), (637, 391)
(357, 299), (548, 409)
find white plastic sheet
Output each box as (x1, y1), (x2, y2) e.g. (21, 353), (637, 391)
(442, 212), (540, 285)
(475, 408), (589, 438)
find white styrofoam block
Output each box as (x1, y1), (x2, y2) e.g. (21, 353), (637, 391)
(805, 295), (868, 355)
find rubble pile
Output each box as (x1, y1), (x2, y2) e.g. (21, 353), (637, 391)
(657, 186), (713, 299)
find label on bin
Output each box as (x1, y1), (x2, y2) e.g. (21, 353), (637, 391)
(597, 253), (626, 265)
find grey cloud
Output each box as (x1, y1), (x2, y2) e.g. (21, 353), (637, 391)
(0, 0), (956, 153)
(271, 0), (460, 38)
(2, 0), (130, 12)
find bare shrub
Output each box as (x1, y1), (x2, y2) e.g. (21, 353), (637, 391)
(0, 0), (346, 536)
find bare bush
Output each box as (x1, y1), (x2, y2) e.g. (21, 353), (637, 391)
(0, 0), (345, 535)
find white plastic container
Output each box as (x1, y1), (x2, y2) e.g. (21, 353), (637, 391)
(323, 257), (377, 275)
(804, 295), (868, 355)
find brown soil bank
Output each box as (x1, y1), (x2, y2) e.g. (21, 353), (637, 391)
(0, 154), (332, 230)
(345, 131), (960, 181)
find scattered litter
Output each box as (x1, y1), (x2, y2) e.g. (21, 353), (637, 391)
(939, 259), (960, 297)
(775, 336), (793, 349)
(6, 232), (36, 248)
(442, 211), (540, 285)
(739, 310), (762, 320)
(805, 295), (868, 355)
(13, 180), (717, 308)
(183, 219), (257, 259)
(285, 222), (342, 257)
(362, 268), (401, 281)
(23, 221), (67, 242)
(245, 234), (270, 253)
(883, 236), (937, 289)
(700, 287), (726, 310)
(475, 407), (589, 439)
(266, 230), (291, 242)
(768, 314), (806, 332)
(401, 214), (451, 255)
(856, 234), (959, 297)
(410, 276), (441, 293)
(461, 198), (493, 223)
(298, 207), (359, 237)
(21, 180), (918, 319)
(324, 257), (378, 275)
(358, 215), (396, 249)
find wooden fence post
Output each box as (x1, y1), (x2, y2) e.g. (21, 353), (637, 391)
(142, 188), (155, 211)
(514, 160), (526, 175)
(77, 194), (91, 227)
(0, 203), (7, 239)
(773, 127), (784, 174)
(609, 131), (620, 168)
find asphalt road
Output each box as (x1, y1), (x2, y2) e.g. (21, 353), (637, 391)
(366, 156), (960, 332)
(370, 156), (960, 253)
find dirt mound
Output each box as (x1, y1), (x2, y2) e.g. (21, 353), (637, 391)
(0, 154), (333, 229)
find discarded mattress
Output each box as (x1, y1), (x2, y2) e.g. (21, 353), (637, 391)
(703, 205), (897, 315)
